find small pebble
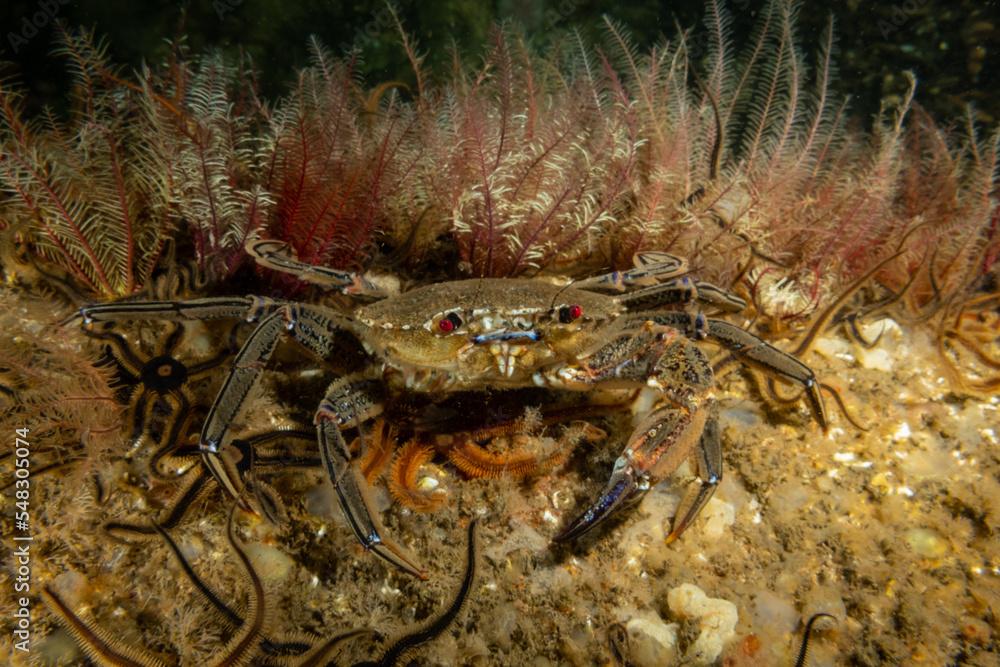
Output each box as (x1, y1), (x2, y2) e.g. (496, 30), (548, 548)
(625, 615), (679, 667)
(701, 498), (735, 539)
(858, 347), (893, 371)
(246, 542), (297, 580)
(905, 528), (948, 559)
(667, 583), (738, 666)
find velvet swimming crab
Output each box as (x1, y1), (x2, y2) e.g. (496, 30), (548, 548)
(79, 234), (827, 578)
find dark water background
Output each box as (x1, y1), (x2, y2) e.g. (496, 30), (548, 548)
(1, 0), (997, 127)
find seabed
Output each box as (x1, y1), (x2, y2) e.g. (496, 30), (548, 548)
(2, 288), (997, 666)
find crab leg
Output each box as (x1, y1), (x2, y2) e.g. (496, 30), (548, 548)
(666, 413), (722, 543)
(645, 312), (828, 429)
(573, 252), (688, 292)
(80, 296), (424, 576)
(556, 408), (722, 544)
(617, 277), (747, 313)
(246, 232), (391, 299)
(79, 296), (264, 324)
(554, 329), (718, 542)
(193, 305), (306, 499)
(197, 304), (414, 560)
(571, 251), (745, 312)
(316, 376), (427, 579)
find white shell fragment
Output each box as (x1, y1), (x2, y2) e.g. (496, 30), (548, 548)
(667, 583), (738, 666)
(625, 614), (679, 667)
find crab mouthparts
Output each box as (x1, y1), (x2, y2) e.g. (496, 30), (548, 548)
(472, 330), (540, 344)
(468, 331), (538, 379)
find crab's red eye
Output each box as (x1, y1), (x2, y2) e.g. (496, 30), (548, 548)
(437, 312), (462, 332)
(559, 304), (583, 323)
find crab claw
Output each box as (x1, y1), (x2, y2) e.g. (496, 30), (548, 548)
(318, 419), (427, 580)
(553, 457), (648, 543)
(335, 464), (428, 580)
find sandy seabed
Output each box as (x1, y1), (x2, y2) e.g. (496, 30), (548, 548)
(2, 301), (998, 667)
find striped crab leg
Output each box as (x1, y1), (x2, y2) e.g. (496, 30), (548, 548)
(572, 252), (690, 292)
(573, 252), (746, 313)
(245, 232), (394, 299)
(316, 375), (427, 579)
(616, 278), (747, 313)
(81, 297), (300, 499)
(79, 297), (425, 577)
(645, 312), (828, 430)
(549, 325), (722, 542)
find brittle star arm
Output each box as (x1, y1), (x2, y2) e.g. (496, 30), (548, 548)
(81, 297), (302, 498)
